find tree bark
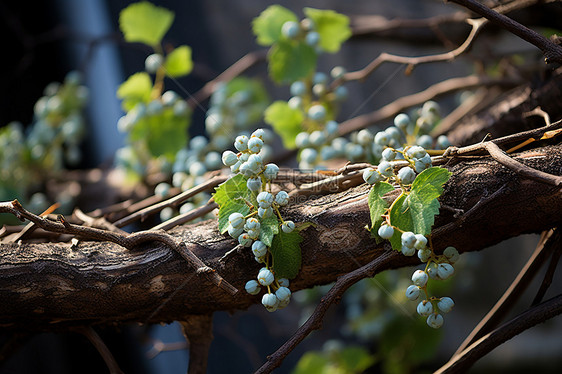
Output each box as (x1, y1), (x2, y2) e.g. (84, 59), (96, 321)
(1, 144), (562, 330)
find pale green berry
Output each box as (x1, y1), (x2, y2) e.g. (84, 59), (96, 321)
(427, 262), (439, 279)
(145, 53), (163, 73)
(412, 269), (428, 287)
(257, 191), (274, 209)
(247, 228), (260, 240)
(309, 130), (326, 147)
(228, 212), (244, 229)
(282, 221), (295, 233)
(258, 206), (273, 219)
(437, 263), (455, 280)
(238, 233), (253, 247)
(248, 136), (263, 153)
(300, 148), (318, 164)
(154, 182), (171, 198)
(394, 113), (410, 130)
(282, 21), (300, 39)
(290, 81), (307, 97)
(378, 224), (394, 239)
(278, 278), (290, 287)
(252, 241), (267, 258)
(258, 268), (275, 286)
(247, 177), (262, 192)
(414, 234), (428, 249)
(363, 168), (383, 185)
(228, 224), (244, 239)
(401, 245), (416, 256)
(378, 161), (393, 177)
(295, 132), (310, 148)
(356, 129), (374, 146)
(308, 104), (327, 121)
(245, 280), (261, 295)
(275, 191), (289, 206)
(417, 300), (433, 317)
(406, 285), (420, 301)
(330, 66), (346, 79)
(444, 246), (460, 263)
(401, 231), (416, 248)
(427, 313), (444, 329)
(244, 217), (261, 231)
(381, 148), (396, 161)
(325, 120), (339, 135)
(418, 248), (431, 262)
(263, 163), (279, 180)
(234, 135), (249, 152)
(437, 297), (455, 313)
(417, 135), (433, 149)
(275, 286), (291, 302)
(397, 166), (416, 185)
(313, 72), (328, 85)
(262, 292), (279, 312)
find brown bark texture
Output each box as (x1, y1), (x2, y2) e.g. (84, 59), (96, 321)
(1, 142), (562, 331)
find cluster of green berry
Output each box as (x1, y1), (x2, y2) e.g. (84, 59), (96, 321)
(0, 71), (88, 214)
(222, 129), (295, 312)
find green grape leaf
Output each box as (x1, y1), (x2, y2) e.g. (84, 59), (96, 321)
(164, 45), (193, 78)
(117, 72), (153, 111)
(264, 101), (304, 149)
(130, 107), (189, 159)
(304, 8), (351, 53)
(259, 215), (279, 247)
(119, 1), (174, 47)
(389, 167), (451, 249)
(213, 174), (251, 234)
(268, 40), (317, 83)
(252, 5), (298, 46)
(367, 182), (394, 231)
(338, 346), (377, 373)
(270, 230), (303, 279)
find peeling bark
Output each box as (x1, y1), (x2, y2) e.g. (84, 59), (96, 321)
(1, 145), (562, 330)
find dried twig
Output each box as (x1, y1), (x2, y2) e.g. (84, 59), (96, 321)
(532, 231), (562, 305)
(180, 315), (214, 374)
(73, 327), (124, 374)
(435, 293), (562, 373)
(452, 229), (557, 356)
(447, 0), (562, 64)
(255, 250), (400, 374)
(151, 202), (218, 231)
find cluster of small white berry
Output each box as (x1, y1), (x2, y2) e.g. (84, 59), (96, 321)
(281, 18), (324, 52)
(222, 129), (295, 312)
(405, 245), (459, 328)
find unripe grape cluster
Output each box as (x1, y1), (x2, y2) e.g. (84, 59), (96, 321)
(280, 17), (330, 52)
(222, 129), (294, 312)
(0, 71), (88, 215)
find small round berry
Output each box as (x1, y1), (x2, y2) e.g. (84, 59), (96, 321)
(257, 191), (274, 209)
(189, 162), (207, 177)
(394, 113), (410, 130)
(405, 285), (420, 301)
(374, 131), (390, 146)
(252, 240), (268, 258)
(245, 280), (261, 295)
(162, 90), (179, 106)
(418, 249), (432, 263)
(205, 152), (222, 170)
(378, 224), (394, 239)
(313, 72), (328, 85)
(305, 31), (320, 46)
(320, 145), (337, 160)
(414, 234), (428, 249)
(300, 148), (318, 164)
(238, 233), (253, 247)
(422, 100), (440, 117)
(275, 191), (289, 206)
(345, 143), (364, 161)
(427, 262), (439, 279)
(385, 127), (402, 141)
(427, 313), (444, 329)
(356, 129), (374, 146)
(282, 221), (295, 233)
(378, 161), (394, 177)
(230, 160), (242, 173)
(244, 217), (261, 231)
(401, 231), (416, 248)
(275, 286), (291, 302)
(363, 168), (383, 185)
(173, 100), (188, 116)
(281, 21), (300, 39)
(262, 292), (279, 311)
(247, 136), (264, 154)
(247, 229), (260, 240)
(263, 163), (279, 181)
(247, 154), (263, 174)
(437, 297), (455, 313)
(417, 300), (434, 317)
(397, 166), (416, 185)
(228, 224), (244, 239)
(325, 120), (339, 135)
(258, 206), (273, 219)
(234, 135), (249, 152)
(437, 263), (455, 280)
(308, 104), (327, 122)
(443, 246), (460, 263)
(312, 83), (327, 97)
(330, 66), (346, 79)
(295, 132), (310, 148)
(437, 135), (451, 149)
(145, 53), (163, 73)
(146, 100), (163, 115)
(401, 245), (416, 256)
(290, 81), (307, 97)
(309, 130), (326, 147)
(154, 182), (171, 198)
(278, 278), (290, 287)
(257, 268), (275, 286)
(407, 146), (427, 159)
(251, 128), (267, 140)
(334, 86), (348, 101)
(412, 269), (429, 287)
(190, 136), (208, 152)
(381, 148), (396, 161)
(288, 96), (303, 109)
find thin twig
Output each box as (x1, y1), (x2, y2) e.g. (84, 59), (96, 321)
(255, 250), (400, 374)
(447, 0), (562, 64)
(452, 229), (557, 356)
(435, 293), (562, 374)
(150, 202), (218, 231)
(338, 75), (519, 136)
(532, 231), (562, 305)
(113, 175), (227, 228)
